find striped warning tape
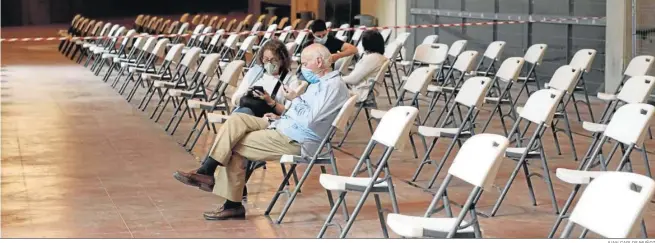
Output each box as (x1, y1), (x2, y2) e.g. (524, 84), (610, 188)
(1, 15), (604, 43)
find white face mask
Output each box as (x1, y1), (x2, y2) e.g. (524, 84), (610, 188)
(314, 35), (327, 44)
(263, 62), (278, 75)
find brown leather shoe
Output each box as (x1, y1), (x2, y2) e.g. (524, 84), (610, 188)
(173, 170), (214, 191)
(203, 206), (246, 220)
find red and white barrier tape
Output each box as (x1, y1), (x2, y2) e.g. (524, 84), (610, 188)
(1, 16), (604, 43)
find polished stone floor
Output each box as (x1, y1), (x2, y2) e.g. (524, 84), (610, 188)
(1, 24), (654, 238)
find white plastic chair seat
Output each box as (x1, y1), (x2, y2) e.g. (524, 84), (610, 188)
(280, 154), (332, 164)
(93, 48), (108, 54)
(141, 73), (168, 81)
(386, 213), (475, 238)
(292, 56), (300, 62)
(484, 97), (511, 104)
(417, 126), (471, 139)
(319, 174), (389, 192)
(101, 53), (118, 59)
(207, 113), (230, 123)
(427, 85), (443, 93)
(582, 121), (607, 133)
(401, 76), (409, 82)
(152, 81), (179, 88)
(120, 62), (140, 68)
(596, 92), (617, 102)
(128, 66), (154, 73)
(81, 42), (92, 47)
(400, 60), (413, 67)
(505, 147), (541, 159)
(219, 61), (230, 68)
(370, 109), (387, 120)
(168, 89), (195, 97)
(556, 168), (606, 185)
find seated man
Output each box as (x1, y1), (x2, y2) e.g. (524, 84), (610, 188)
(173, 44), (351, 220)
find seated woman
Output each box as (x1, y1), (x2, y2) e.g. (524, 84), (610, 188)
(341, 30), (388, 106)
(231, 39), (308, 117)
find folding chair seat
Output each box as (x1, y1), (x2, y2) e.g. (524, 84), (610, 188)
(514, 44), (548, 100)
(558, 172), (654, 239)
(422, 35), (439, 44)
(149, 48), (208, 122)
(548, 103), (655, 237)
(423, 51), (479, 126)
(126, 43), (185, 102)
(182, 60), (244, 151)
(487, 89), (566, 217)
(117, 38), (171, 96)
(388, 133), (509, 239)
(264, 95), (359, 224)
(317, 106), (419, 238)
(479, 57), (526, 137)
(161, 54), (222, 134)
(337, 59), (390, 147)
(411, 77), (493, 188)
(367, 66), (438, 159)
(472, 41), (505, 77)
(138, 47), (201, 113)
(90, 29), (135, 74)
(335, 24), (351, 42)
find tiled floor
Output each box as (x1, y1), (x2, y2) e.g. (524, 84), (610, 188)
(2, 23), (655, 239)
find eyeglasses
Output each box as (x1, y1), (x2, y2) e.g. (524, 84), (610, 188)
(262, 56), (279, 63)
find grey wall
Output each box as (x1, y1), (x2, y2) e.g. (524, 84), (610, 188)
(406, 0), (606, 93)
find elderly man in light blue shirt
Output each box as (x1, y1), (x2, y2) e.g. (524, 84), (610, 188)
(173, 44), (350, 220)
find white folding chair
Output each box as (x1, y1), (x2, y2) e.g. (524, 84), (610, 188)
(335, 24), (350, 42)
(388, 133), (509, 238)
(480, 57), (526, 137)
(488, 89), (565, 217)
(473, 41), (505, 77)
(514, 44), (548, 101)
(412, 77), (494, 188)
(117, 38), (171, 95)
(568, 49), (597, 122)
(126, 43), (185, 102)
(264, 95), (359, 224)
(317, 106), (419, 238)
(559, 172), (654, 239)
(422, 35), (439, 44)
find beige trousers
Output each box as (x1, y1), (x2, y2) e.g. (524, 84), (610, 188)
(209, 113), (301, 202)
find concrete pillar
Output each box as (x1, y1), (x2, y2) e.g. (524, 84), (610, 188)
(604, 0), (632, 93)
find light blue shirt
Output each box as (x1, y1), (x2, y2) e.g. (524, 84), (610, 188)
(270, 71), (350, 156)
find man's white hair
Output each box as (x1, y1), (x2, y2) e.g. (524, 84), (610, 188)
(302, 44), (332, 65)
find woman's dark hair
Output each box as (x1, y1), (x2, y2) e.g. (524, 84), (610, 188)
(257, 39), (291, 75)
(361, 30), (385, 55)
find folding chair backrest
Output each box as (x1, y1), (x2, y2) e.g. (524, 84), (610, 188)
(383, 42), (402, 60)
(122, 30), (137, 48)
(569, 49), (597, 73)
(177, 22), (190, 35)
(294, 31), (308, 47)
(394, 32), (412, 47)
(285, 42), (297, 54)
(191, 24), (204, 35)
(422, 35), (439, 44)
(107, 24), (121, 37)
(220, 60), (245, 87)
(180, 47), (202, 70)
(546, 65), (581, 94)
(216, 17), (227, 29)
(568, 172), (655, 238)
(268, 16), (278, 27)
(413, 43), (448, 65)
(263, 24), (278, 40)
(402, 66), (437, 94)
(197, 53), (221, 78)
(617, 75), (655, 104)
(448, 134), (509, 191)
(335, 55), (354, 74)
(279, 26), (293, 43)
(304, 20), (314, 30)
(225, 19), (237, 31)
(448, 40), (468, 58)
(92, 21), (104, 36)
(335, 24), (350, 41)
(191, 15), (201, 25)
(99, 23), (112, 36)
(454, 76), (493, 108)
(167, 21), (180, 34)
(152, 38), (170, 58)
(603, 103), (655, 146)
(482, 41), (505, 60)
(239, 35), (258, 52)
(165, 44), (185, 63)
(234, 21), (246, 33)
(524, 44), (548, 65)
(351, 27), (366, 44)
(290, 19), (301, 30)
(624, 55), (654, 77)
(180, 13), (190, 23)
(141, 37), (158, 52)
(223, 34), (240, 50)
(452, 50), (479, 73)
(495, 57), (525, 83)
(374, 60), (391, 85)
(519, 89), (565, 125)
(278, 17), (289, 29)
(159, 19), (171, 33)
(333, 95), (360, 131)
(380, 28), (393, 43)
(197, 26), (214, 45)
(372, 106), (419, 149)
(251, 22), (263, 33)
(208, 29), (225, 47)
(325, 21), (333, 29)
(243, 14), (253, 25)
(208, 16), (218, 26)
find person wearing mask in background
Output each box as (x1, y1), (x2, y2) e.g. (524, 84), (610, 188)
(341, 30), (388, 107)
(309, 19), (358, 64)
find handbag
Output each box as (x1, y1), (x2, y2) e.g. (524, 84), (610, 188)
(238, 70), (287, 117)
